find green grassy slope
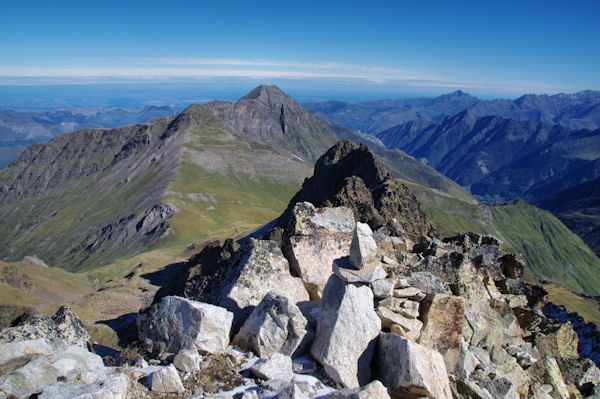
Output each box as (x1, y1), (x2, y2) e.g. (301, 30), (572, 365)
(410, 183), (600, 297)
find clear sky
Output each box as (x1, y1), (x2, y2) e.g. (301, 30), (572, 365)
(0, 0), (599, 103)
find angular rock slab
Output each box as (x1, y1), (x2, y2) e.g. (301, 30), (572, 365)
(288, 202), (355, 299)
(376, 332), (452, 399)
(349, 222), (378, 269)
(250, 353), (294, 382)
(311, 274), (381, 388)
(233, 292), (308, 358)
(137, 295), (233, 356)
(151, 364), (185, 394)
(333, 257), (387, 284)
(218, 238), (310, 330)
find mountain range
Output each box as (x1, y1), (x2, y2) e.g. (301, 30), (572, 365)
(305, 89), (600, 134)
(375, 110), (600, 203)
(1, 85), (599, 303)
(0, 105), (178, 168)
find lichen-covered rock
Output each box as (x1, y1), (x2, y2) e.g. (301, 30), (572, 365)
(311, 274), (380, 388)
(137, 295), (233, 356)
(233, 292), (308, 358)
(0, 305), (89, 347)
(376, 332), (452, 399)
(287, 202), (355, 299)
(418, 294), (465, 355)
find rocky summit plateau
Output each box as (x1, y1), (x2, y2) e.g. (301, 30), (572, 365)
(1, 138), (599, 398)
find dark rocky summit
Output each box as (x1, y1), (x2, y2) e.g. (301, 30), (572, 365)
(275, 139), (434, 240)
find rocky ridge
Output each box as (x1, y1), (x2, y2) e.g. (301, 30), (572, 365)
(1, 144), (599, 398)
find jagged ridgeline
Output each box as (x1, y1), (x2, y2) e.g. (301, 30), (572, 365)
(0, 86), (460, 272)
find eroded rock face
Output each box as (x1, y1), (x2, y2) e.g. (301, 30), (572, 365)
(137, 295), (233, 356)
(277, 140), (434, 240)
(311, 275), (381, 388)
(233, 292), (308, 358)
(376, 332), (452, 399)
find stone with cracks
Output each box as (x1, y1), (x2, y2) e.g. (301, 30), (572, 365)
(378, 297), (420, 319)
(250, 353), (294, 382)
(0, 338), (53, 375)
(287, 202), (355, 299)
(418, 294), (466, 355)
(151, 364), (185, 394)
(311, 274), (381, 388)
(137, 295), (233, 356)
(349, 222), (378, 269)
(376, 332), (452, 399)
(327, 380), (391, 398)
(233, 292), (308, 358)
(218, 238), (310, 329)
(35, 373), (132, 399)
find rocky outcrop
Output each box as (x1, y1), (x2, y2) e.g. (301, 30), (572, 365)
(276, 140), (434, 240)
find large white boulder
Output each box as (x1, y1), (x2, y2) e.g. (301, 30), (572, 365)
(310, 275), (381, 388)
(233, 292), (308, 358)
(376, 332), (452, 399)
(137, 295), (233, 356)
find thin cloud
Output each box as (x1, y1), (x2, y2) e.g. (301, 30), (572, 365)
(0, 58), (573, 94)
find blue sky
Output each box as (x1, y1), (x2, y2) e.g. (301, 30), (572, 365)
(0, 0), (599, 102)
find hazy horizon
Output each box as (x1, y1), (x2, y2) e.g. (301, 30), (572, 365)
(1, 0), (598, 110)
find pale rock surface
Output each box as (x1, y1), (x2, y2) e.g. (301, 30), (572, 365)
(35, 373), (132, 399)
(349, 222), (378, 269)
(151, 364), (185, 393)
(376, 332), (452, 399)
(137, 295), (233, 356)
(287, 202), (355, 299)
(0, 338), (54, 375)
(378, 297), (420, 319)
(250, 353), (293, 382)
(371, 279), (396, 298)
(311, 275), (380, 388)
(218, 238), (310, 328)
(173, 348), (202, 372)
(392, 287), (422, 298)
(233, 292), (308, 358)
(333, 257), (387, 284)
(326, 380), (390, 398)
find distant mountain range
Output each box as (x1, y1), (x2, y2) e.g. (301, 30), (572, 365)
(305, 90), (600, 133)
(0, 105), (178, 168)
(375, 110), (600, 203)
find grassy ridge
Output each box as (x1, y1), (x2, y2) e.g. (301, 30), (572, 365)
(411, 184), (600, 297)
